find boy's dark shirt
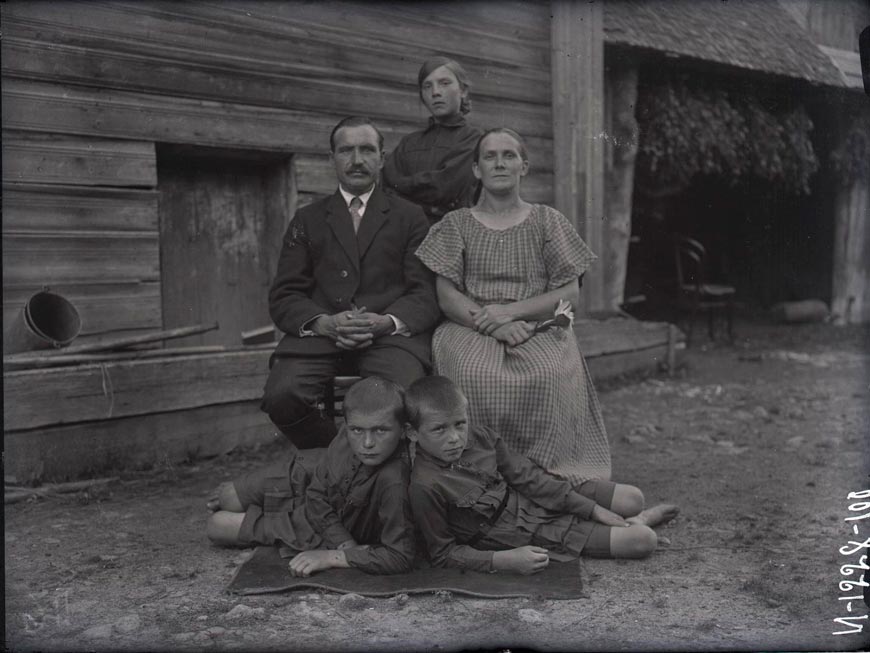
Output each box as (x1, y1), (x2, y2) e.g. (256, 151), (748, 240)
(409, 426), (598, 572)
(302, 430), (416, 574)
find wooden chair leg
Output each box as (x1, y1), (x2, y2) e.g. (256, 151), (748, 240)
(323, 381), (336, 418)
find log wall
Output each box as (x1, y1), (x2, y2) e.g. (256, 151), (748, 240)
(2, 0), (554, 335)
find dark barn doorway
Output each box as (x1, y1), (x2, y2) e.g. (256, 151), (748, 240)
(627, 176), (835, 320)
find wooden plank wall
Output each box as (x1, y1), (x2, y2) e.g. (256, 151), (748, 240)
(804, 0), (870, 51)
(551, 1), (607, 312)
(2, 132), (161, 335)
(2, 0), (554, 337)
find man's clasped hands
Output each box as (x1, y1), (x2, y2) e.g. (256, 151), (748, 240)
(311, 305), (395, 350)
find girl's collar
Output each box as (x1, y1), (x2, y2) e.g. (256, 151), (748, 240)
(427, 114), (467, 129)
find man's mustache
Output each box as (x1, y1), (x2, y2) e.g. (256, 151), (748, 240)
(346, 166), (370, 174)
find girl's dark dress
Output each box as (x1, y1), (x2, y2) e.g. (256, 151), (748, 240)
(382, 115), (481, 223)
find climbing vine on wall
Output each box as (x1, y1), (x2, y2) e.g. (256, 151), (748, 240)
(635, 74), (819, 195)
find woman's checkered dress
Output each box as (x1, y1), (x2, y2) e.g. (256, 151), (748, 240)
(416, 205), (612, 485)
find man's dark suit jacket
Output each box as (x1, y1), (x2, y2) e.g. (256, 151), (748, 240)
(269, 186), (440, 365)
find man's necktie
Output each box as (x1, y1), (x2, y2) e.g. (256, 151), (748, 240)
(349, 196), (363, 233)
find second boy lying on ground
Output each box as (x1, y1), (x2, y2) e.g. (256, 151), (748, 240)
(406, 376), (678, 574)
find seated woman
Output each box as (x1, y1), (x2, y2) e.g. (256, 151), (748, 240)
(382, 57), (482, 224)
(415, 127), (611, 487)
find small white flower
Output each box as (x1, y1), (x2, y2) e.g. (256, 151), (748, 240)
(554, 299), (575, 326)
(535, 300), (574, 333)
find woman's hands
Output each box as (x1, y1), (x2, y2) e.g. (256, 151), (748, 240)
(471, 304), (533, 346)
(470, 304), (515, 335)
(491, 321), (534, 346)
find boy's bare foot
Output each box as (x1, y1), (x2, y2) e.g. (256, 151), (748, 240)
(626, 503), (679, 528)
(206, 482), (243, 513)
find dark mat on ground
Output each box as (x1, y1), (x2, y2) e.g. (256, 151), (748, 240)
(226, 546), (584, 599)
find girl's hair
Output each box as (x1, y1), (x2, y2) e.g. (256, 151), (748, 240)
(405, 376), (468, 429)
(417, 57), (472, 115)
(473, 127), (529, 163)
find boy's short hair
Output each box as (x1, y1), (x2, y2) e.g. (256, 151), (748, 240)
(343, 376), (406, 424)
(405, 376), (468, 428)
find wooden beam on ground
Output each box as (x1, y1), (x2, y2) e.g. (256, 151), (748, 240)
(576, 318), (685, 379)
(6, 322), (219, 358)
(584, 343), (674, 380)
(5, 476), (119, 503)
(3, 349), (271, 431)
(551, 0), (606, 313)
(573, 318), (674, 357)
(2, 345), (231, 371)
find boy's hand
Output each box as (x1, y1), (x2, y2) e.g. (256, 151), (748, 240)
(491, 321), (534, 347)
(591, 505), (630, 527)
(493, 546), (549, 575)
(288, 550), (349, 577)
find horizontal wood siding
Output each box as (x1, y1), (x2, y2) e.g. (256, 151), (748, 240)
(4, 401), (275, 483)
(3, 183), (158, 232)
(294, 154), (553, 206)
(3, 282), (162, 336)
(1, 1), (556, 440)
(3, 178), (160, 335)
(805, 0), (869, 51)
(4, 350), (272, 431)
(1, 0), (553, 162)
(4, 317), (675, 433)
(1, 1), (554, 306)
(2, 132), (157, 187)
(1, 125), (160, 337)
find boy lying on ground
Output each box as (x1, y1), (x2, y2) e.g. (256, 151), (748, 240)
(206, 377), (415, 576)
(406, 376), (679, 574)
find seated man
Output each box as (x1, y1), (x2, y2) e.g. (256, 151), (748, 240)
(263, 115), (440, 448)
(207, 377), (415, 576)
(406, 376), (679, 574)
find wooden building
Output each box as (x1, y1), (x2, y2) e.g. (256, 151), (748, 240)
(2, 0), (865, 481)
(601, 0), (869, 322)
(2, 0), (615, 482)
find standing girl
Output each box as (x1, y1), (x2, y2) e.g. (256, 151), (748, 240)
(383, 57), (482, 224)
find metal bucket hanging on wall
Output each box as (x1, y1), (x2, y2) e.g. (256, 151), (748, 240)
(4, 289), (82, 355)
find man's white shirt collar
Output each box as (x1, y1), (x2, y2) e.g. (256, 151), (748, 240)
(339, 186), (374, 214)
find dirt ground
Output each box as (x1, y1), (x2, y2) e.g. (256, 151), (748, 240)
(5, 318), (870, 652)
